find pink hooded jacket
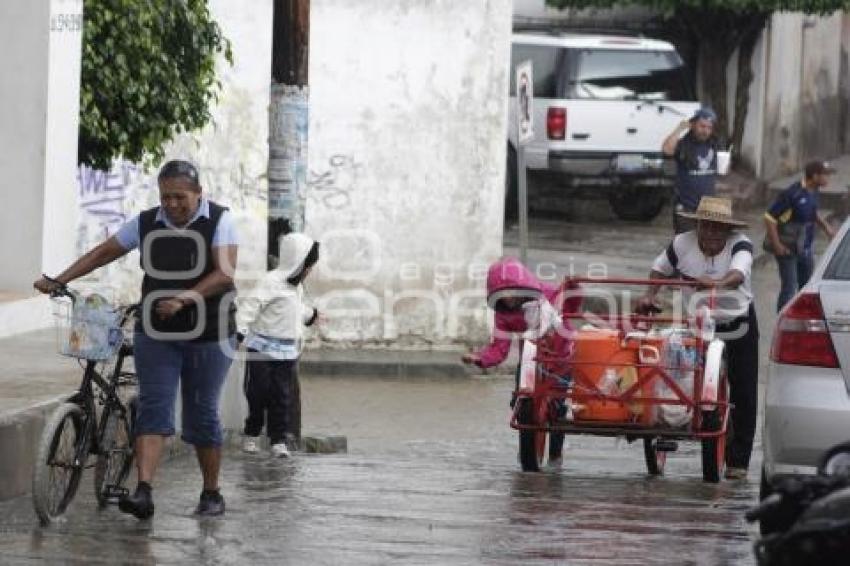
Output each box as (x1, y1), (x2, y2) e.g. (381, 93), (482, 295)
(474, 258), (582, 369)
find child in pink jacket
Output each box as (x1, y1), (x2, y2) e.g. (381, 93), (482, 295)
(462, 257), (581, 464)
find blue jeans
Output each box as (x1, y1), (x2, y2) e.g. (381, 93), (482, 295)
(134, 332), (235, 447)
(775, 253), (814, 312)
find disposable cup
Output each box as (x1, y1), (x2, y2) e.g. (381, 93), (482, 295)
(717, 150), (731, 175)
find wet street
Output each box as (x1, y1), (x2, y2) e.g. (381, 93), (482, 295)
(1, 199), (786, 565)
(0, 375), (759, 565)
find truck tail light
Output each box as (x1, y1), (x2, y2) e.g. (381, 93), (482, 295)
(547, 107), (567, 140)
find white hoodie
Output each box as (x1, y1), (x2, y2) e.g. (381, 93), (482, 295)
(236, 233), (318, 357)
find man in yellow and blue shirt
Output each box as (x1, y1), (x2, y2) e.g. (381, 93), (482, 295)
(764, 160), (837, 311)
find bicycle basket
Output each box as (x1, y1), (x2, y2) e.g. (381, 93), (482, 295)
(53, 294), (122, 360)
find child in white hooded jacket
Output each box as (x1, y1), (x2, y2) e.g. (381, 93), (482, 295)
(236, 232), (319, 457)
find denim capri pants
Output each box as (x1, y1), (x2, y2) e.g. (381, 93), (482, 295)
(133, 332), (235, 447)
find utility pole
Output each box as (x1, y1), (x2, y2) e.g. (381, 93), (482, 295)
(268, 0), (310, 444)
(269, 0), (310, 266)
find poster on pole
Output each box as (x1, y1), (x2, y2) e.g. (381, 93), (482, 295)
(516, 60), (534, 145)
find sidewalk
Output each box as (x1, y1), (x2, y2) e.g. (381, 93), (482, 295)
(0, 328), (473, 501)
(0, 330), (80, 500)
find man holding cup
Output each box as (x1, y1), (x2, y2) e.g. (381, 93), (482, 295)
(662, 107), (727, 234)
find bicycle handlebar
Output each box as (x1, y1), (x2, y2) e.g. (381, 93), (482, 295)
(41, 274), (75, 301)
(43, 274), (140, 322)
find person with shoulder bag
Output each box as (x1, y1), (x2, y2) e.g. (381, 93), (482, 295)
(764, 159), (837, 311)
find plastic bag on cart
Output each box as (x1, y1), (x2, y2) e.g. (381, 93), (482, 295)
(655, 330), (697, 428)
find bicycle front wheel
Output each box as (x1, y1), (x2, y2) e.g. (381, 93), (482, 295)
(32, 403), (86, 526)
(94, 397), (136, 507)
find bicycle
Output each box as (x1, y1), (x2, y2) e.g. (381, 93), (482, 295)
(31, 276), (140, 526)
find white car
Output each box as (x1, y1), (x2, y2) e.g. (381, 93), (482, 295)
(507, 31), (699, 221)
(761, 217), (850, 531)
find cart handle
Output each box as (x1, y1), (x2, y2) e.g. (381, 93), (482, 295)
(562, 277), (719, 314)
(565, 277), (701, 288)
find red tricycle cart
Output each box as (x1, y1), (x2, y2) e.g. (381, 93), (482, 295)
(510, 277), (730, 483)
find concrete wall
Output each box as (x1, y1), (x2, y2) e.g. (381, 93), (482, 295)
(841, 15), (850, 152)
(306, 0), (512, 346)
(0, 0), (82, 293)
(759, 12), (845, 179)
(799, 13), (844, 166)
(726, 28), (768, 176)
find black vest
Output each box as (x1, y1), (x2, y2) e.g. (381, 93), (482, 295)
(138, 201), (235, 341)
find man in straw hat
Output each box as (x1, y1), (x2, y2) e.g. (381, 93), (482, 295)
(639, 196), (758, 481)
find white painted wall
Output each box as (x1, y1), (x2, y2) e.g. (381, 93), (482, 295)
(306, 0), (512, 346)
(72, 0), (273, 305)
(43, 0), (84, 280)
(0, 0), (82, 293)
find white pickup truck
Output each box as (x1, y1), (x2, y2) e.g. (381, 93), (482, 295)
(507, 31), (700, 221)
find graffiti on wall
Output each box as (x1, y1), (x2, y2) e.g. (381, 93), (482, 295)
(76, 162), (150, 243)
(307, 154), (362, 210)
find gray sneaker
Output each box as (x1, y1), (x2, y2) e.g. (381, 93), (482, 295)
(270, 442), (291, 458)
(242, 436), (260, 454)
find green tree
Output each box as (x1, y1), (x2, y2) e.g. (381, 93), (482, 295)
(78, 0), (232, 169)
(545, 0), (850, 168)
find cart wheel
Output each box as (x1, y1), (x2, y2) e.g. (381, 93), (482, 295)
(516, 397), (546, 472)
(701, 410), (726, 483)
(643, 437), (667, 476)
(701, 371), (729, 483)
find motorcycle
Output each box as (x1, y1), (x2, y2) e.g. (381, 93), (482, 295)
(746, 442), (850, 565)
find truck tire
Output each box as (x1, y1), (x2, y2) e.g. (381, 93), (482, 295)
(609, 186), (666, 221)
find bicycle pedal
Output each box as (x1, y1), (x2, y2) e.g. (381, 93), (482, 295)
(655, 439), (679, 452)
(103, 485), (129, 501)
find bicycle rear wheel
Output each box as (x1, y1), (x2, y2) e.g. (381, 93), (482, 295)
(94, 396), (136, 507)
(32, 403), (86, 526)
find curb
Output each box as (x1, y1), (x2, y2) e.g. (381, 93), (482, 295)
(0, 401), (350, 502)
(0, 396), (67, 501)
(299, 351), (472, 379)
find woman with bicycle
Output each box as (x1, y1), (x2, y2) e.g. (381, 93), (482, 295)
(34, 160), (238, 519)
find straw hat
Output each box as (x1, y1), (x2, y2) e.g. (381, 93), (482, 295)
(677, 196), (748, 227)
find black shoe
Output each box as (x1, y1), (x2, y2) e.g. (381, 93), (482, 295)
(119, 483), (155, 520)
(195, 489), (225, 517)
